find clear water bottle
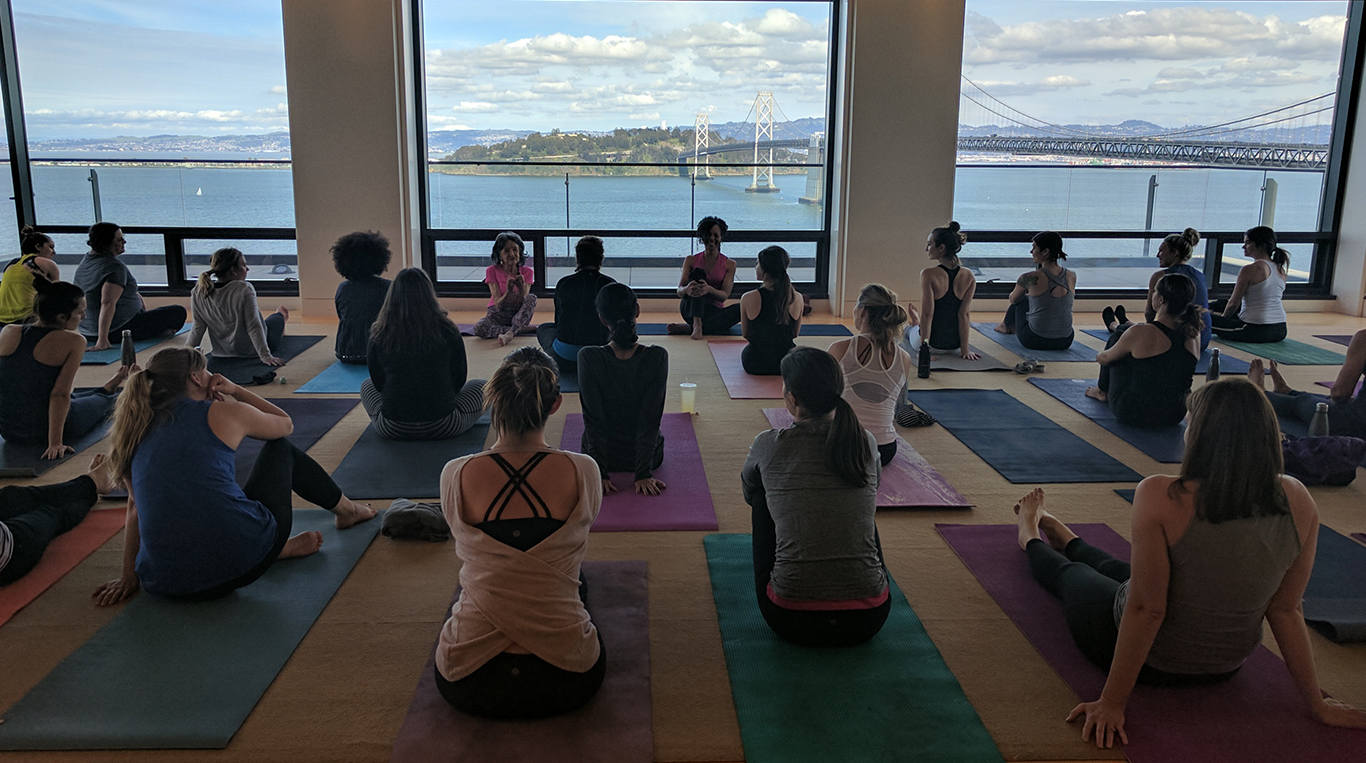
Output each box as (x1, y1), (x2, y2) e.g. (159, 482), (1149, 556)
(917, 340), (931, 379)
(1308, 403), (1331, 437)
(1205, 348), (1220, 381)
(120, 329), (136, 367)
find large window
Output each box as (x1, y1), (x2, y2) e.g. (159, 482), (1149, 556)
(417, 1), (836, 295)
(956, 1), (1353, 293)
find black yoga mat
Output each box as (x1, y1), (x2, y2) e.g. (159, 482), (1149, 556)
(1303, 526), (1366, 643)
(1029, 378), (1185, 463)
(905, 388), (1143, 484)
(205, 335), (324, 386)
(0, 418), (111, 478)
(331, 417), (491, 499)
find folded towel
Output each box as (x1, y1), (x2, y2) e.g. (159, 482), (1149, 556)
(381, 499), (451, 542)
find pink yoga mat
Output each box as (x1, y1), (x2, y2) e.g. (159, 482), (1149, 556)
(936, 523), (1366, 762)
(1353, 533), (1366, 546)
(762, 408), (971, 509)
(707, 341), (784, 399)
(388, 560), (652, 763)
(1316, 380), (1364, 395)
(0, 507), (124, 627)
(559, 413), (719, 532)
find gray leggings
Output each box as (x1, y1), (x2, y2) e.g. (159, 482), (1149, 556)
(360, 378), (486, 440)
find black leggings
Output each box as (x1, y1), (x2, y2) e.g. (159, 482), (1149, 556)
(1004, 300), (1074, 351)
(741, 341), (792, 376)
(435, 631), (607, 719)
(1026, 538), (1239, 687)
(680, 268), (740, 335)
(0, 476), (98, 586)
(111, 305), (188, 342)
(877, 441), (896, 467)
(177, 438), (343, 601)
(1208, 299), (1287, 343)
(535, 323), (576, 375)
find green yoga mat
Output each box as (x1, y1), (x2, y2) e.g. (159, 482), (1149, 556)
(1214, 337), (1346, 365)
(0, 510), (379, 750)
(703, 534), (1002, 763)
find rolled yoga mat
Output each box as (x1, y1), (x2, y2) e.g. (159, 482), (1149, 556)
(331, 417), (491, 500)
(1314, 334), (1355, 347)
(1302, 526), (1366, 643)
(205, 335), (325, 386)
(0, 507), (125, 628)
(295, 361), (370, 394)
(1028, 378), (1185, 463)
(903, 326), (1011, 371)
(703, 533), (1004, 763)
(708, 341), (784, 399)
(935, 522), (1366, 763)
(81, 325), (190, 365)
(0, 509), (381, 750)
(1081, 328), (1250, 375)
(635, 323), (852, 337)
(906, 389), (1143, 484)
(762, 408), (972, 508)
(969, 322), (1098, 363)
(1213, 337), (1346, 365)
(559, 413), (718, 531)
(387, 560), (653, 763)
(0, 419), (111, 478)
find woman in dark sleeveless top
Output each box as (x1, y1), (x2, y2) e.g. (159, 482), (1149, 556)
(741, 246), (803, 375)
(918, 222), (980, 359)
(1086, 274), (1201, 428)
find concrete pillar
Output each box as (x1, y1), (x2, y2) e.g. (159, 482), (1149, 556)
(1334, 84), (1366, 316)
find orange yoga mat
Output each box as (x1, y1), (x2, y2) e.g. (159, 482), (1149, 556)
(0, 506), (125, 627)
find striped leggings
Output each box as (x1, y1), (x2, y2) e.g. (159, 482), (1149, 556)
(360, 378), (486, 440)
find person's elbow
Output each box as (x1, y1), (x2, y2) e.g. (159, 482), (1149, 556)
(1128, 598), (1166, 624)
(1265, 597), (1304, 623)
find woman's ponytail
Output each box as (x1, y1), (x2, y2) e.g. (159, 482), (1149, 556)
(757, 246), (794, 327)
(609, 318), (638, 348)
(1271, 246), (1290, 272)
(1245, 226), (1289, 274)
(195, 247), (244, 299)
(107, 347), (206, 483)
(779, 347), (872, 487)
(596, 282), (640, 350)
(1155, 273), (1202, 339)
(827, 397), (873, 487)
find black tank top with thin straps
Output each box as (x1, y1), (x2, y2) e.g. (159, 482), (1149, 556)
(0, 325), (63, 443)
(928, 265), (963, 350)
(474, 452), (566, 551)
(1109, 322), (1198, 429)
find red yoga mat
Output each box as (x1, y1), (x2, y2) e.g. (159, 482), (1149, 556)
(707, 341), (784, 399)
(559, 413), (719, 532)
(0, 507), (125, 627)
(936, 522), (1366, 762)
(387, 560), (652, 763)
(761, 408), (971, 509)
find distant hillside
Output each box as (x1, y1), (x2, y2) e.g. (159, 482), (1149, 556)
(957, 120), (1331, 145)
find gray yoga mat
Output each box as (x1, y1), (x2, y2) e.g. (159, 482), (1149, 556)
(0, 509), (380, 750)
(903, 326), (1011, 371)
(1080, 328), (1249, 375)
(0, 418), (112, 478)
(205, 335), (325, 386)
(331, 417), (491, 499)
(970, 322), (1097, 362)
(1303, 526), (1366, 643)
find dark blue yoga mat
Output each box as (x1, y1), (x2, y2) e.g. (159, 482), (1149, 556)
(635, 323), (851, 337)
(1029, 377), (1185, 463)
(0, 509), (380, 750)
(1081, 328), (1249, 375)
(0, 418), (111, 478)
(905, 389), (1142, 484)
(1303, 526), (1366, 643)
(1115, 488), (1136, 503)
(206, 335), (325, 386)
(81, 326), (190, 365)
(331, 416), (491, 499)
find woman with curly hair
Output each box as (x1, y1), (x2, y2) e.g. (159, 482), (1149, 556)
(331, 231), (392, 364)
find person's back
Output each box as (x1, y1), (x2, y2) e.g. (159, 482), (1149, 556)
(190, 280), (267, 358)
(577, 343), (668, 479)
(1108, 322), (1197, 428)
(749, 286), (796, 349)
(368, 325), (465, 423)
(1027, 265), (1074, 339)
(554, 270), (615, 348)
(74, 253), (140, 337)
(0, 325), (63, 443)
(837, 336), (906, 447)
(1240, 262), (1287, 325)
(928, 265), (965, 349)
(0, 255), (41, 324)
(335, 275), (389, 363)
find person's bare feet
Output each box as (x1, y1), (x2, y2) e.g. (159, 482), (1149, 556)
(1037, 511), (1077, 551)
(279, 531), (323, 559)
(86, 454), (117, 495)
(332, 496), (378, 529)
(275, 305), (290, 321)
(498, 330), (513, 346)
(1085, 385), (1108, 402)
(1269, 359), (1293, 395)
(1248, 358), (1265, 389)
(1015, 487), (1047, 550)
(666, 322), (692, 335)
(994, 322), (1013, 335)
(690, 317), (703, 341)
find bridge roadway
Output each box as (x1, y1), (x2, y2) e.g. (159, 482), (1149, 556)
(956, 136), (1327, 169)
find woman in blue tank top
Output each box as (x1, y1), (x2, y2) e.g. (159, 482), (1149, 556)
(1101, 228), (1211, 351)
(92, 347), (377, 605)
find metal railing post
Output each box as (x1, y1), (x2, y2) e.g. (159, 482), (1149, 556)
(88, 169), (102, 223)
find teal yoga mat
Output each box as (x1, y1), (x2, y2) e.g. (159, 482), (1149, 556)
(295, 361), (371, 394)
(970, 322), (1097, 362)
(0, 509), (380, 750)
(1214, 337), (1346, 365)
(81, 325), (190, 365)
(1080, 328), (1250, 375)
(703, 533), (1003, 763)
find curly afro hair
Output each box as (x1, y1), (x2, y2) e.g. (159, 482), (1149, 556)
(331, 230), (391, 280)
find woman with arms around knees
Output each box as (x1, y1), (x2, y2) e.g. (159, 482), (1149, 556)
(578, 283), (668, 496)
(474, 231), (537, 346)
(1, 455), (116, 586)
(0, 279), (130, 459)
(538, 236), (615, 376)
(744, 347), (889, 648)
(1210, 226), (1288, 344)
(919, 222), (980, 360)
(827, 284), (920, 466)
(93, 347), (375, 605)
(1250, 328), (1366, 439)
(437, 346), (605, 718)
(361, 268), (485, 440)
(740, 246), (802, 376)
(0, 226), (61, 325)
(331, 231), (391, 365)
(188, 247), (289, 366)
(74, 222), (186, 351)
(670, 216), (740, 339)
(1017, 378), (1366, 748)
(1085, 274), (1202, 428)
(995, 231), (1075, 350)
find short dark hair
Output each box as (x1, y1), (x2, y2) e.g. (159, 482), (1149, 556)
(20, 226), (52, 255)
(32, 277), (84, 325)
(575, 236), (604, 271)
(492, 232), (526, 265)
(331, 231), (391, 280)
(696, 216), (728, 241)
(87, 222), (121, 254)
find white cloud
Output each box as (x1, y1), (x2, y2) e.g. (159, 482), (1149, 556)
(269, 85), (287, 95)
(455, 101), (499, 113)
(968, 75), (1090, 96)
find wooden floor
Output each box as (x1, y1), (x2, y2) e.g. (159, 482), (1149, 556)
(2, 308), (1364, 763)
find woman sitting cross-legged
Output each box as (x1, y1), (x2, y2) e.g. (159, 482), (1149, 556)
(92, 347), (376, 605)
(744, 347), (889, 648)
(1018, 377), (1366, 749)
(361, 268), (485, 440)
(995, 231), (1075, 350)
(331, 230), (392, 365)
(919, 221), (980, 359)
(1085, 273), (1202, 429)
(537, 235), (615, 376)
(1249, 327), (1366, 440)
(436, 346), (605, 719)
(1210, 225), (1288, 344)
(189, 247), (289, 366)
(578, 283), (668, 496)
(827, 283), (920, 466)
(0, 454), (115, 586)
(0, 278), (131, 459)
(740, 245), (803, 376)
(75, 221), (186, 351)
(473, 231), (537, 346)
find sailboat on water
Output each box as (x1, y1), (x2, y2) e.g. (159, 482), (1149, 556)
(195, 188), (203, 196)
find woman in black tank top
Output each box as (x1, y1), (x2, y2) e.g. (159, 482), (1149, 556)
(917, 222), (980, 359)
(741, 246), (801, 375)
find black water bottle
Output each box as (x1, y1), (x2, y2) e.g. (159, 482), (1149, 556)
(917, 339), (931, 379)
(1308, 403), (1331, 437)
(120, 329), (136, 368)
(1205, 348), (1220, 381)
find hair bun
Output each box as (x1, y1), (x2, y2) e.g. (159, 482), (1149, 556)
(21, 225), (37, 235)
(1183, 228), (1200, 246)
(948, 221), (961, 233)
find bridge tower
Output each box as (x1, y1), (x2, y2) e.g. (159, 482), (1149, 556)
(746, 91), (779, 193)
(693, 113), (712, 181)
(798, 132), (825, 206)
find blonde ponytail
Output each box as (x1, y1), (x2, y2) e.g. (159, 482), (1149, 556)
(855, 283), (908, 359)
(107, 347), (206, 483)
(195, 247), (245, 299)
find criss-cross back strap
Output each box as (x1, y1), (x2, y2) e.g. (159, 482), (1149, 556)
(483, 451), (553, 522)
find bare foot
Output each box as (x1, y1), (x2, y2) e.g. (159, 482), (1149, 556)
(994, 323), (1014, 335)
(690, 317), (704, 340)
(498, 330), (513, 346)
(1037, 511), (1078, 551)
(279, 531), (323, 559)
(275, 305), (290, 321)
(666, 322), (693, 335)
(86, 453), (117, 495)
(1014, 487), (1047, 550)
(1084, 385), (1108, 402)
(332, 496), (378, 529)
(1268, 360), (1293, 395)
(1248, 358), (1265, 389)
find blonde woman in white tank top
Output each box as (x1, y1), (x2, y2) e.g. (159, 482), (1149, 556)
(1210, 226), (1289, 344)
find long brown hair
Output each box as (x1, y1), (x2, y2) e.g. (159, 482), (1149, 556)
(855, 283), (909, 359)
(486, 346), (560, 437)
(1155, 273), (1203, 340)
(194, 247), (245, 298)
(369, 267), (459, 356)
(1245, 226), (1290, 274)
(757, 245), (795, 327)
(1174, 377), (1289, 523)
(108, 347), (206, 482)
(780, 347), (872, 487)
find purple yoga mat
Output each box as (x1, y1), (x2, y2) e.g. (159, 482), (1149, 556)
(1316, 379), (1364, 395)
(1353, 533), (1366, 546)
(936, 523), (1366, 762)
(761, 408), (972, 509)
(559, 413), (719, 532)
(1315, 335), (1355, 348)
(388, 560), (652, 763)
(457, 323), (538, 337)
(708, 341), (784, 399)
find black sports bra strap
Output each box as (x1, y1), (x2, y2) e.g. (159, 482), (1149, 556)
(483, 452), (554, 522)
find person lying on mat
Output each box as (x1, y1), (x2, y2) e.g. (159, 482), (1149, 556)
(0, 278), (132, 459)
(473, 231), (537, 346)
(1210, 226), (1288, 344)
(1249, 328), (1366, 439)
(994, 231), (1075, 351)
(918, 221), (979, 360)
(827, 284), (921, 466)
(93, 347), (375, 605)
(740, 246), (802, 376)
(437, 345), (605, 719)
(537, 235), (615, 376)
(362, 268), (485, 441)
(188, 247), (290, 367)
(1016, 378), (1366, 749)
(75, 222), (187, 351)
(578, 283), (668, 496)
(1084, 274), (1201, 429)
(331, 230), (391, 365)
(669, 216), (740, 340)
(744, 347), (889, 648)
(0, 226), (60, 326)
(0, 454), (115, 586)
